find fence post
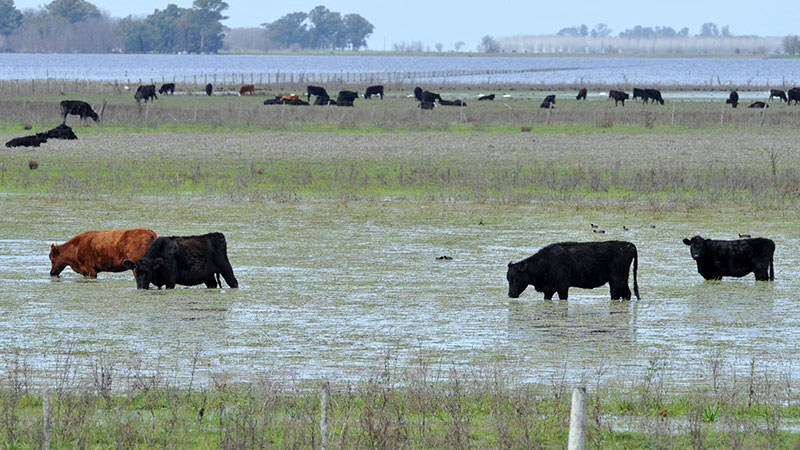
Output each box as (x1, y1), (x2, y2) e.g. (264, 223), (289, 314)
(320, 381), (329, 450)
(568, 386), (586, 450)
(43, 382), (50, 450)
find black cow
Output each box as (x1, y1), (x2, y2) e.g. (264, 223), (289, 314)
(44, 124), (77, 140)
(364, 85), (384, 99)
(507, 241), (639, 300)
(284, 97), (309, 106)
(726, 90), (739, 108)
(682, 236), (774, 281)
(644, 88), (664, 105)
(263, 96), (282, 105)
(608, 90), (629, 106)
(769, 89), (787, 102)
(540, 94), (556, 108)
(123, 232), (238, 289)
(632, 88), (646, 101)
(422, 91), (442, 103)
(313, 95), (336, 106)
(5, 133), (47, 148)
(135, 84), (158, 102)
(788, 87), (800, 105)
(438, 99), (467, 106)
(158, 83), (175, 95)
(413, 86), (424, 101)
(59, 100), (99, 124)
(419, 101), (435, 110)
(748, 101), (768, 109)
(307, 85), (329, 102)
(576, 88), (587, 100)
(336, 90), (358, 107)
(205, 83), (213, 96)
(478, 94), (495, 101)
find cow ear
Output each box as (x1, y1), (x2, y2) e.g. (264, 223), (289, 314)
(682, 238), (691, 245)
(122, 259), (135, 270)
(50, 244), (58, 254)
(154, 258), (164, 269)
(508, 261), (513, 267)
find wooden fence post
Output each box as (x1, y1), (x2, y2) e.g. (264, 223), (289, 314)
(568, 386), (586, 450)
(43, 382), (50, 450)
(320, 381), (329, 450)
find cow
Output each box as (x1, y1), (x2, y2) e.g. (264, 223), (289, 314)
(313, 95), (336, 106)
(413, 86), (424, 102)
(238, 84), (255, 96)
(769, 89), (787, 102)
(306, 85), (329, 102)
(284, 97), (309, 106)
(59, 100), (99, 124)
(134, 84), (158, 103)
(419, 101), (435, 110)
(682, 236), (774, 281)
(644, 88), (664, 105)
(438, 99), (467, 106)
(422, 91), (442, 103)
(506, 241), (639, 300)
(788, 87), (800, 105)
(364, 85), (384, 99)
(44, 124), (77, 140)
(608, 90), (629, 106)
(478, 94), (495, 101)
(576, 88), (587, 100)
(748, 101), (768, 108)
(263, 96), (282, 105)
(50, 228), (157, 278)
(540, 94), (556, 108)
(335, 90), (358, 107)
(632, 88), (646, 101)
(123, 232), (238, 289)
(5, 133), (47, 148)
(726, 90), (739, 108)
(158, 83), (175, 95)
(205, 83), (213, 96)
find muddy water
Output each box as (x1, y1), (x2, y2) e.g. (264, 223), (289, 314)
(0, 196), (798, 387)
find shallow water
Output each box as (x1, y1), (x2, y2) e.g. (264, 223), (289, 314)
(0, 197), (798, 388)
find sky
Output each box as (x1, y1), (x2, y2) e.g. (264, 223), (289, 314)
(12, 0), (800, 51)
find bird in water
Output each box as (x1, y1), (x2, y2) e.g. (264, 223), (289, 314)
(738, 233), (751, 238)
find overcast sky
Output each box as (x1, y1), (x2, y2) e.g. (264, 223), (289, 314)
(12, 0), (800, 51)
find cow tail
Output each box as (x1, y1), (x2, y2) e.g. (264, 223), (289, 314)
(770, 258), (774, 281)
(633, 245), (640, 300)
(216, 273), (221, 288)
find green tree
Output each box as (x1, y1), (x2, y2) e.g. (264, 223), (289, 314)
(308, 6), (345, 49)
(343, 13), (372, 50)
(187, 0), (228, 52)
(262, 12), (309, 48)
(478, 35), (500, 53)
(45, 0), (100, 24)
(0, 0), (23, 36)
(143, 4), (183, 52)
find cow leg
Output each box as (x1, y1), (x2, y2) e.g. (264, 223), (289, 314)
(557, 288), (569, 300)
(205, 276), (218, 288)
(754, 267), (769, 281)
(543, 291), (555, 300)
(216, 257), (239, 288)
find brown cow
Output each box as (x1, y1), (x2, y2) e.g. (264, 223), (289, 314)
(49, 228), (157, 278)
(238, 84), (255, 96)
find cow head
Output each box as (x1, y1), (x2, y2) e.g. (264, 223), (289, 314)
(506, 261), (530, 298)
(49, 244), (66, 277)
(683, 236), (707, 260)
(123, 257), (164, 289)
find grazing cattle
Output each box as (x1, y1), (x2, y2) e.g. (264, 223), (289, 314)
(205, 83), (213, 96)
(50, 228), (157, 278)
(59, 100), (99, 124)
(306, 85), (329, 102)
(632, 88), (646, 101)
(787, 87), (800, 105)
(5, 133), (47, 148)
(419, 101), (435, 110)
(364, 85), (384, 99)
(506, 241), (639, 300)
(726, 90), (739, 108)
(158, 83), (175, 95)
(478, 94), (495, 101)
(44, 124), (77, 140)
(438, 99), (467, 106)
(543, 94), (556, 104)
(540, 99), (555, 109)
(238, 84), (255, 96)
(644, 88), (664, 105)
(336, 90), (359, 106)
(682, 236), (774, 281)
(608, 90), (629, 106)
(576, 88), (587, 100)
(769, 89), (787, 102)
(748, 101), (768, 109)
(313, 95), (336, 106)
(421, 90), (442, 103)
(123, 232), (238, 289)
(134, 84), (158, 102)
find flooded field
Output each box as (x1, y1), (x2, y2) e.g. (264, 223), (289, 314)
(1, 196), (798, 388)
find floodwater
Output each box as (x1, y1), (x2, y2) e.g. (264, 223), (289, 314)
(0, 53), (799, 86)
(0, 197), (798, 388)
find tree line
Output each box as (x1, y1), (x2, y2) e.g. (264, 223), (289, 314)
(261, 6), (373, 51)
(556, 22), (738, 39)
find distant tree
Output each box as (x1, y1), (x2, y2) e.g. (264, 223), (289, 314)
(783, 35), (800, 55)
(679, 27), (689, 37)
(557, 24), (588, 37)
(454, 41), (464, 51)
(478, 35), (500, 53)
(590, 23), (611, 38)
(45, 0), (100, 24)
(342, 13), (372, 50)
(0, 0), (22, 37)
(143, 4), (183, 52)
(435, 42), (443, 52)
(178, 0), (229, 53)
(262, 12), (309, 49)
(721, 25), (731, 37)
(699, 22), (719, 37)
(392, 41), (423, 52)
(307, 5), (344, 49)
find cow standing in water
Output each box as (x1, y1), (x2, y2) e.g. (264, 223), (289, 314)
(507, 241), (639, 300)
(50, 229), (157, 278)
(682, 236), (774, 281)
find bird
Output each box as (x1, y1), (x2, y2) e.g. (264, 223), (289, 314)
(738, 233), (751, 238)
(622, 226), (630, 231)
(591, 223), (599, 229)
(436, 255), (453, 260)
(593, 229), (606, 234)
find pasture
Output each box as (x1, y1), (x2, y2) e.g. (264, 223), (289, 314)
(1, 89), (800, 446)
